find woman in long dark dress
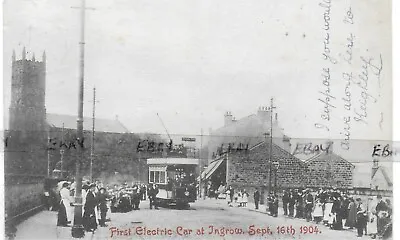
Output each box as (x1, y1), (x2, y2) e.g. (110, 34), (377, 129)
(345, 198), (357, 229)
(355, 198), (367, 237)
(57, 182), (70, 227)
(83, 184), (98, 232)
(331, 196), (343, 230)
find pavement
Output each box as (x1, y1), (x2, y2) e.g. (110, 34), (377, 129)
(12, 198), (388, 240)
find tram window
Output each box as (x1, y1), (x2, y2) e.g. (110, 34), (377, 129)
(160, 171), (166, 183)
(150, 171), (155, 183)
(155, 171), (160, 183)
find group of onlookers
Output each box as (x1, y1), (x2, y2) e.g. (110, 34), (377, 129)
(207, 185), (392, 239)
(108, 182), (147, 212)
(225, 186), (249, 207)
(56, 180), (110, 232)
(275, 188), (392, 239)
(55, 180), (161, 233)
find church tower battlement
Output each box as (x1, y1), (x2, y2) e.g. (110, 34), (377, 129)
(9, 47), (47, 132)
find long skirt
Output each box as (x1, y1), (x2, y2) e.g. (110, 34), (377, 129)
(83, 207), (98, 231)
(367, 214), (378, 235)
(323, 203), (333, 222)
(57, 200), (68, 226)
(63, 199), (72, 222)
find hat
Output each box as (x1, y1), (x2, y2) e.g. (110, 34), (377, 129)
(82, 184), (90, 190)
(89, 183), (96, 188)
(99, 187), (106, 191)
(377, 195), (382, 199)
(356, 198), (362, 201)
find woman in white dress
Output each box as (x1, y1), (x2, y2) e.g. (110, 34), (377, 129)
(367, 196), (378, 238)
(242, 190), (249, 207)
(313, 198), (324, 224)
(226, 189), (232, 206)
(323, 198), (334, 227)
(58, 182), (74, 225)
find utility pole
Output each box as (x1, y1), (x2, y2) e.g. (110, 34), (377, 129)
(71, 0), (94, 237)
(47, 131), (51, 177)
(268, 98), (276, 195)
(90, 87), (97, 182)
(60, 123), (65, 178)
(199, 128), (203, 199)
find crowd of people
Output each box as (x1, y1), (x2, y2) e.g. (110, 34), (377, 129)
(271, 188), (392, 239)
(225, 186), (249, 207)
(56, 180), (112, 232)
(54, 180), (160, 233)
(205, 184), (392, 239)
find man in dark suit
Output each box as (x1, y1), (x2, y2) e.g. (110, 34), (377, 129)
(97, 187), (109, 227)
(304, 189), (314, 222)
(282, 190), (290, 216)
(376, 195), (388, 237)
(288, 190), (295, 217)
(253, 189), (260, 210)
(148, 184), (159, 210)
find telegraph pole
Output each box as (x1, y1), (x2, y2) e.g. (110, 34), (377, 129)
(60, 123), (65, 178)
(268, 98), (275, 195)
(71, 0), (94, 237)
(199, 128), (203, 199)
(90, 87), (96, 181)
(47, 131), (51, 177)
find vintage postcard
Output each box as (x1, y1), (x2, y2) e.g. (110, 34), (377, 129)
(2, 0), (395, 239)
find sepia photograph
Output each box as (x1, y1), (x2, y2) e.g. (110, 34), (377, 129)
(1, 0), (395, 239)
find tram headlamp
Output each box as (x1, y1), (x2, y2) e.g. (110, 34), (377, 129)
(184, 191), (190, 196)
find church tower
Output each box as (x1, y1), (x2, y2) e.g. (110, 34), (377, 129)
(9, 48), (47, 132)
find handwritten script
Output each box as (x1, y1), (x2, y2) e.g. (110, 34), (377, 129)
(314, 3), (384, 150)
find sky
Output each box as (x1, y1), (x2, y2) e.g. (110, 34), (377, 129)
(2, 0), (393, 145)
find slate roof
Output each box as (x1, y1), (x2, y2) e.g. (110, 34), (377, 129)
(372, 166), (393, 186)
(303, 151), (355, 167)
(46, 113), (129, 133)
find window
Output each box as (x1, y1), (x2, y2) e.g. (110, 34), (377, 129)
(149, 170), (166, 184)
(149, 171), (155, 183)
(155, 171), (160, 183)
(160, 172), (166, 183)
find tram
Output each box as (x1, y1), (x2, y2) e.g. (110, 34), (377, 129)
(147, 158), (198, 208)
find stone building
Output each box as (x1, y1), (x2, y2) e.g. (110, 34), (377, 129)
(5, 49), (48, 175)
(302, 150), (355, 189)
(207, 107), (290, 164)
(201, 108), (357, 202)
(202, 140), (308, 203)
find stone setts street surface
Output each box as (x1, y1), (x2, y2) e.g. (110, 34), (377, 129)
(14, 199), (387, 240)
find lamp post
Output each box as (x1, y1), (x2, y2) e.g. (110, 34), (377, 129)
(272, 161), (280, 195)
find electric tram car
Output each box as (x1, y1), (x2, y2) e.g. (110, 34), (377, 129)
(147, 158), (198, 209)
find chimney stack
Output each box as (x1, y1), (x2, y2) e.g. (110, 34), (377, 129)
(326, 140), (334, 154)
(257, 106), (271, 122)
(282, 135), (291, 152)
(22, 47), (26, 60)
(224, 111), (233, 126)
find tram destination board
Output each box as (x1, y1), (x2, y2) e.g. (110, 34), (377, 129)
(182, 137), (196, 142)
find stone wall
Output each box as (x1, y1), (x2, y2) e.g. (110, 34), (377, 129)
(4, 174), (45, 221)
(225, 142), (354, 199)
(306, 153), (354, 188)
(227, 142), (308, 194)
